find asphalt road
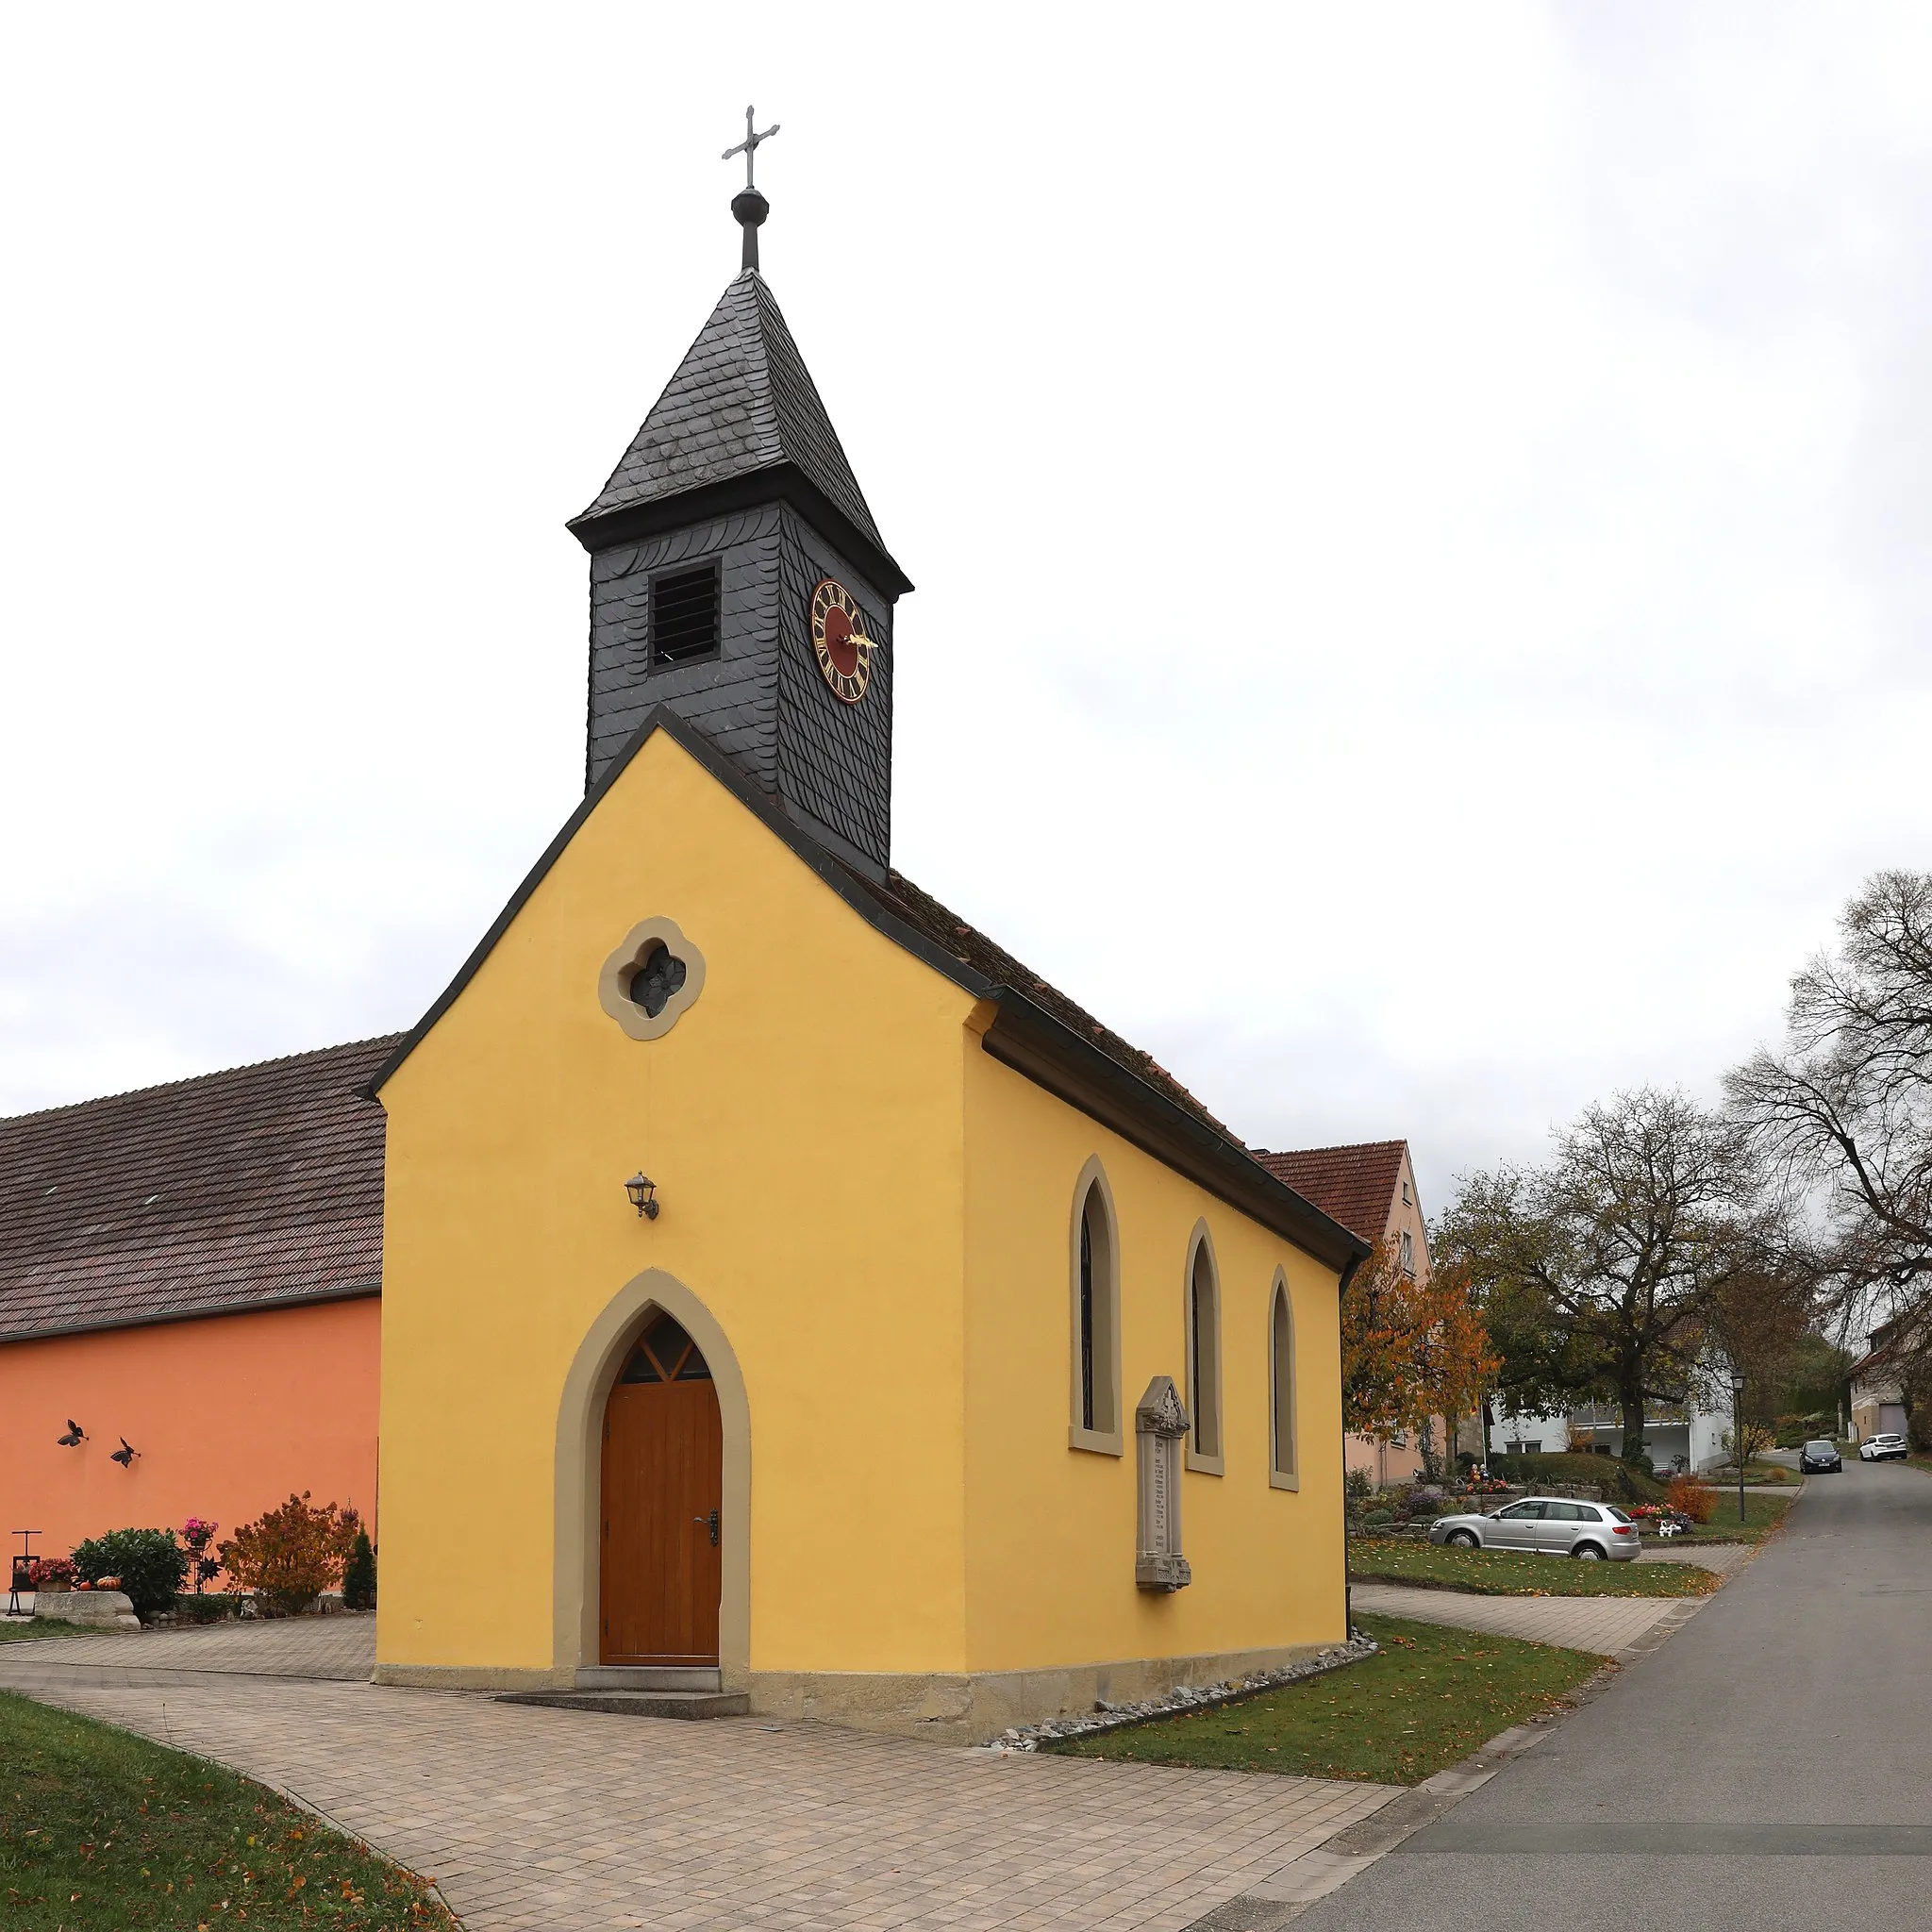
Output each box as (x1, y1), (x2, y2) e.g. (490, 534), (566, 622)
(1296, 1457), (1932, 1930)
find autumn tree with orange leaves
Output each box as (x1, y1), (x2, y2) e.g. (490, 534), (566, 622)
(1342, 1238), (1499, 1451)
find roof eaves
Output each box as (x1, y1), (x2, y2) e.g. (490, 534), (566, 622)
(981, 992), (1366, 1272)
(565, 460), (913, 599)
(0, 1279), (381, 1348)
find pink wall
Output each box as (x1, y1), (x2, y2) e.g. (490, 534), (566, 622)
(0, 1298), (379, 1576)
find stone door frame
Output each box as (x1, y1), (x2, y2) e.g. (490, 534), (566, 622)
(553, 1268), (751, 1689)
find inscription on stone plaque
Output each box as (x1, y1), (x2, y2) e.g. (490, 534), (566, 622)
(1135, 1375), (1192, 1591)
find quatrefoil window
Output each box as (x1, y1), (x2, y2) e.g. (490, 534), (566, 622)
(597, 918), (706, 1041)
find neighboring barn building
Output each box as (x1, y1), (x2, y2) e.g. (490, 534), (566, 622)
(1255, 1140), (1442, 1486)
(0, 1039), (392, 1569)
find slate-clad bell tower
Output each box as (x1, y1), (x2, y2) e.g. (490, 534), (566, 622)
(568, 175), (911, 878)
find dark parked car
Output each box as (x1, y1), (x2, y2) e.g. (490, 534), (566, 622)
(1798, 1439), (1841, 1473)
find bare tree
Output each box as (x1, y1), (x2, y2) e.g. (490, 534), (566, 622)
(1440, 1089), (1794, 1460)
(1727, 870), (1932, 1362)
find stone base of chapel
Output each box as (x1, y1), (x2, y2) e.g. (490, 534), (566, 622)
(746, 1641), (1341, 1745)
(373, 1641), (1340, 1743)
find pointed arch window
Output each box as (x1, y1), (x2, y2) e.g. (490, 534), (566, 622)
(1270, 1270), (1299, 1490)
(1184, 1224), (1224, 1474)
(1070, 1160), (1123, 1455)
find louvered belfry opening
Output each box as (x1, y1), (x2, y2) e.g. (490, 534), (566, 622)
(650, 562), (721, 666)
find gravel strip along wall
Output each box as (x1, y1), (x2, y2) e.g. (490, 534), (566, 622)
(993, 1635), (1379, 1751)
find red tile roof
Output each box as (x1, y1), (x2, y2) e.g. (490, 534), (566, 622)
(1252, 1141), (1408, 1245)
(0, 1037), (399, 1343)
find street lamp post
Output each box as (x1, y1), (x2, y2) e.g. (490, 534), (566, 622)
(1730, 1370), (1747, 1524)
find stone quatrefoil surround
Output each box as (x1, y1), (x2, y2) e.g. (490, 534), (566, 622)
(596, 917), (707, 1041)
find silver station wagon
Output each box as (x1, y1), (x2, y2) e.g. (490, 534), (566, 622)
(1426, 1495), (1641, 1561)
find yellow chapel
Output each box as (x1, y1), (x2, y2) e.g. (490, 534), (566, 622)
(370, 184), (1366, 1742)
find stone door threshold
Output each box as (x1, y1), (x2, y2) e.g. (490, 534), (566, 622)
(494, 1688), (750, 1719)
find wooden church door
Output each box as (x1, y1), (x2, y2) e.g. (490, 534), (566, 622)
(600, 1311), (723, 1666)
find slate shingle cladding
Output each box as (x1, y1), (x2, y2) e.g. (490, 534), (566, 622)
(0, 1037), (399, 1343)
(574, 270), (888, 559)
(587, 506), (893, 864)
(578, 267), (901, 869)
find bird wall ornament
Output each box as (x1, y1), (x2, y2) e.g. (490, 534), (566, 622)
(56, 1420), (85, 1447)
(109, 1438), (138, 1468)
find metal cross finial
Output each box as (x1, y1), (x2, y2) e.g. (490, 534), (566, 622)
(723, 106), (779, 190)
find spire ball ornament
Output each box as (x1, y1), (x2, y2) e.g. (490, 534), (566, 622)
(722, 105), (779, 272)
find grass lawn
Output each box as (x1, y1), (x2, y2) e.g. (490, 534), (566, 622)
(1348, 1538), (1717, 1597)
(0, 1691), (456, 1930)
(1668, 1492), (1790, 1542)
(1042, 1614), (1603, 1787)
(0, 1620), (89, 1642)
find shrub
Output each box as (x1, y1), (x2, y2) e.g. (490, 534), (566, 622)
(1667, 1475), (1716, 1524)
(70, 1528), (190, 1623)
(1343, 1468), (1374, 1507)
(1362, 1507), (1395, 1528)
(174, 1592), (240, 1624)
(341, 1531), (376, 1611)
(1488, 1452), (1668, 1504)
(219, 1493), (360, 1616)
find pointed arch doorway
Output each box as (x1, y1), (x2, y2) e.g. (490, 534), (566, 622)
(600, 1309), (723, 1666)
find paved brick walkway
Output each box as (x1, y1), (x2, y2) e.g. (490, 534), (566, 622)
(0, 1649), (1399, 1932)
(1638, 1540), (1754, 1574)
(0, 1613), (375, 1680)
(1349, 1583), (1694, 1656)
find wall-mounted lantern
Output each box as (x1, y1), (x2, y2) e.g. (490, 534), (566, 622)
(625, 1173), (660, 1221)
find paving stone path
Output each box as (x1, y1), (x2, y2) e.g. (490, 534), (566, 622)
(1, 1613), (375, 1680)
(0, 1623), (1399, 1932)
(1348, 1583), (1698, 1657)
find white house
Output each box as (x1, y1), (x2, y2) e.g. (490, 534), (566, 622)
(1850, 1318), (1912, 1443)
(1489, 1385), (1732, 1474)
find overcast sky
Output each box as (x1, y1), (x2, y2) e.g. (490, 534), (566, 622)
(6, 3), (1931, 1214)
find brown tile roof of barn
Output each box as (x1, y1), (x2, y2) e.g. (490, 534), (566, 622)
(1253, 1141), (1407, 1245)
(0, 1036), (400, 1343)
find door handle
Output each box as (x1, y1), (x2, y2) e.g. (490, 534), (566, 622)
(694, 1510), (720, 1547)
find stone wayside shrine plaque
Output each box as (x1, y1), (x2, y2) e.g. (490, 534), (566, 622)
(1135, 1376), (1192, 1591)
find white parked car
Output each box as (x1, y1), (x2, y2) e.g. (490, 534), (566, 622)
(1859, 1433), (1910, 1462)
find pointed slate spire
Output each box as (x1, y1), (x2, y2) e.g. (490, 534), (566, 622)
(568, 271), (909, 596)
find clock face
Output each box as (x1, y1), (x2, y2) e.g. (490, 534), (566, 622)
(809, 577), (873, 704)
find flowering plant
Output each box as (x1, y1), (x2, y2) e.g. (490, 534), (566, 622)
(180, 1517), (222, 1593)
(26, 1556), (78, 1589)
